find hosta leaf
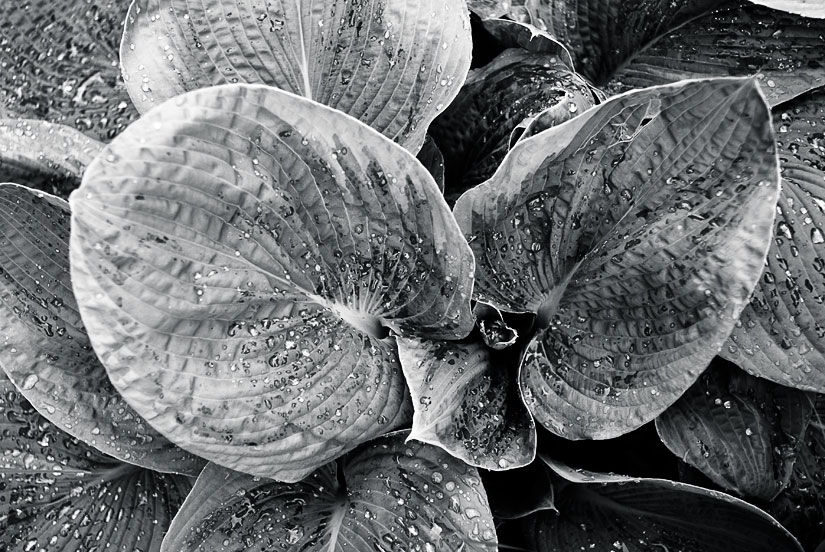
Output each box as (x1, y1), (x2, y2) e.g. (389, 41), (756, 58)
(746, 0), (825, 17)
(0, 376), (192, 551)
(513, 456), (803, 552)
(397, 337), (536, 470)
(0, 0), (138, 141)
(121, 0), (472, 152)
(417, 136), (445, 193)
(453, 78), (780, 439)
(722, 87), (825, 392)
(0, 120), (102, 199)
(430, 48), (594, 204)
(478, 19), (573, 66)
(0, 184), (205, 474)
(481, 459), (556, 519)
(607, 3), (825, 107)
(160, 432), (497, 552)
(70, 84), (474, 481)
(656, 359), (813, 500)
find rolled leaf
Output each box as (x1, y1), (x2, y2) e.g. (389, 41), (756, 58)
(0, 376), (192, 551)
(0, 184), (205, 474)
(121, 0), (473, 152)
(397, 337), (536, 470)
(453, 78), (780, 438)
(722, 87), (825, 392)
(0, 0), (138, 141)
(160, 432), (497, 552)
(70, 84), (474, 481)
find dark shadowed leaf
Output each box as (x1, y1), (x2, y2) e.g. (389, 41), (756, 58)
(0, 376), (192, 551)
(511, 456), (803, 552)
(0, 0), (138, 142)
(0, 184), (205, 474)
(478, 19), (573, 66)
(0, 120), (102, 199)
(70, 84), (474, 481)
(397, 337), (535, 470)
(417, 136), (445, 193)
(722, 87), (825, 392)
(160, 432), (497, 552)
(453, 78), (780, 439)
(121, 0), (472, 152)
(607, 3), (825, 107)
(656, 359), (813, 500)
(747, 0), (825, 17)
(481, 458), (556, 519)
(430, 48), (594, 204)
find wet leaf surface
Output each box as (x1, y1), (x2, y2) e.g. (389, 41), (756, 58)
(121, 0), (472, 152)
(0, 184), (206, 475)
(416, 136), (445, 193)
(746, 0), (825, 17)
(0, 0), (139, 142)
(397, 337), (535, 470)
(69, 84), (475, 481)
(0, 120), (102, 200)
(477, 19), (573, 67)
(453, 78), (780, 439)
(0, 376), (193, 551)
(161, 432), (497, 552)
(723, 87), (825, 392)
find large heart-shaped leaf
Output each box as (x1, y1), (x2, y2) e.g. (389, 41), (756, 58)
(160, 431), (497, 552)
(70, 84), (475, 481)
(397, 336), (536, 470)
(0, 183), (205, 474)
(0, 376), (193, 551)
(453, 78), (780, 439)
(722, 87), (825, 392)
(430, 48), (594, 204)
(510, 456), (803, 552)
(0, 120), (102, 199)
(0, 0), (138, 142)
(656, 358), (813, 500)
(747, 0), (825, 17)
(121, 0), (472, 152)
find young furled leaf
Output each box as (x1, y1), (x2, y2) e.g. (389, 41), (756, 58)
(0, 0), (138, 141)
(121, 0), (473, 152)
(70, 84), (475, 481)
(160, 432), (497, 552)
(0, 376), (193, 551)
(453, 78), (780, 439)
(723, 87), (825, 392)
(0, 184), (205, 475)
(397, 337), (536, 470)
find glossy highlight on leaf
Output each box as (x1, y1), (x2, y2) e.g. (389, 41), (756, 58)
(0, 376), (193, 551)
(454, 78), (780, 439)
(160, 432), (497, 552)
(397, 337), (536, 470)
(70, 84), (475, 481)
(121, 0), (473, 152)
(747, 0), (825, 17)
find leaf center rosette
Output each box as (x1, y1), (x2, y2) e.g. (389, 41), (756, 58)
(68, 84), (475, 482)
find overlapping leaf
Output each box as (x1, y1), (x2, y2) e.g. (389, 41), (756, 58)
(160, 432), (497, 552)
(121, 0), (472, 152)
(417, 136), (446, 193)
(722, 87), (825, 392)
(0, 0), (138, 141)
(511, 457), (803, 552)
(0, 376), (192, 551)
(453, 78), (780, 439)
(747, 0), (825, 17)
(70, 84), (475, 481)
(397, 337), (535, 470)
(476, 19), (573, 66)
(0, 184), (205, 474)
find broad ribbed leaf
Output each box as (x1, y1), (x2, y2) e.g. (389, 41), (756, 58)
(0, 377), (192, 551)
(608, 3), (825, 107)
(453, 78), (780, 439)
(70, 84), (474, 481)
(513, 457), (803, 552)
(397, 337), (536, 470)
(430, 48), (594, 204)
(121, 0), (472, 152)
(160, 432), (497, 552)
(722, 87), (825, 392)
(0, 120), (102, 199)
(656, 359), (813, 500)
(747, 0), (825, 17)
(0, 0), (138, 141)
(0, 184), (205, 474)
